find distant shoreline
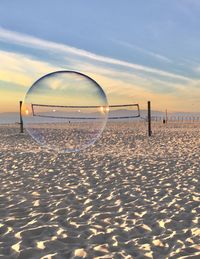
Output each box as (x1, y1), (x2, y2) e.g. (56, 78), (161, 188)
(1, 110), (200, 125)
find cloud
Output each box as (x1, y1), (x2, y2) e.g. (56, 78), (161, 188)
(0, 48), (194, 107)
(0, 27), (199, 113)
(0, 27), (192, 82)
(0, 50), (59, 87)
(114, 40), (172, 63)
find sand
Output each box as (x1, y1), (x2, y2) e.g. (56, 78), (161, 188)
(0, 122), (199, 259)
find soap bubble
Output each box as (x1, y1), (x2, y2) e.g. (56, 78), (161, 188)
(22, 71), (108, 152)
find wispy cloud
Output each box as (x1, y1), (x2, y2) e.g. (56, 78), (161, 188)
(1, 27), (199, 112)
(0, 48), (188, 111)
(0, 27), (192, 82)
(0, 50), (59, 87)
(114, 39), (172, 63)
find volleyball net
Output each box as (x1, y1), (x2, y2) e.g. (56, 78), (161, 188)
(31, 103), (140, 120)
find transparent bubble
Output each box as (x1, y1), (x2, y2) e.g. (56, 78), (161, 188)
(22, 71), (108, 153)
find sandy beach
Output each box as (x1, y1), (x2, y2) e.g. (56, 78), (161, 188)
(0, 122), (199, 258)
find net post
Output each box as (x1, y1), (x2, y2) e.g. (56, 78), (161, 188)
(166, 109), (168, 124)
(19, 101), (24, 133)
(147, 101), (152, 137)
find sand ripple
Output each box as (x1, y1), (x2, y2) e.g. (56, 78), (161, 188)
(0, 123), (199, 258)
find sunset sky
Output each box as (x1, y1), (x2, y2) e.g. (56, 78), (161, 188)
(1, 0), (200, 112)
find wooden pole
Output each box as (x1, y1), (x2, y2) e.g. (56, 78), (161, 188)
(19, 101), (24, 133)
(148, 101), (152, 137)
